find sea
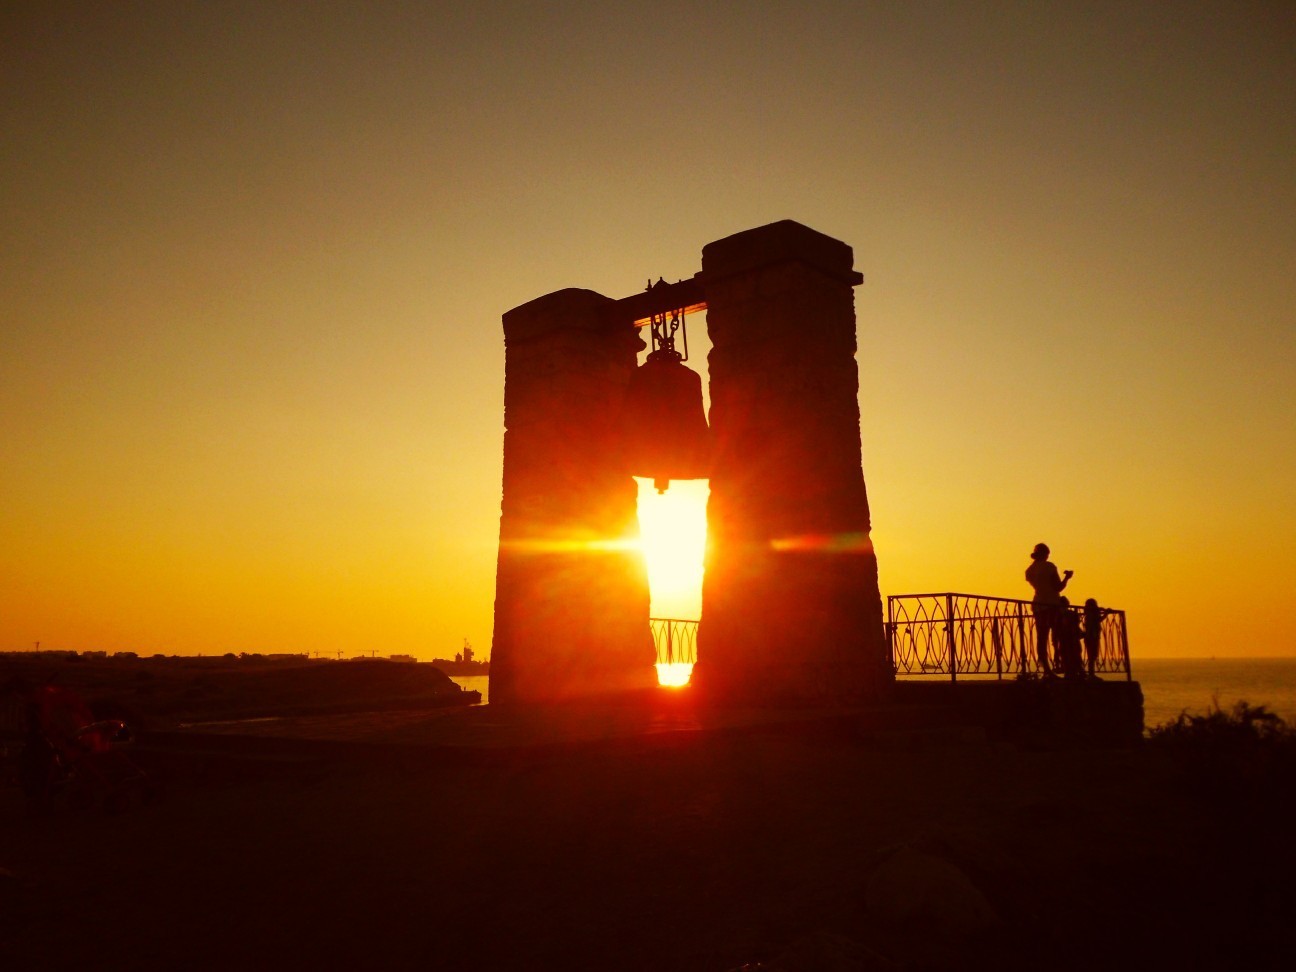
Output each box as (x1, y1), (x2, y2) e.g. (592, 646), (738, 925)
(1134, 657), (1296, 729)
(449, 659), (1296, 732)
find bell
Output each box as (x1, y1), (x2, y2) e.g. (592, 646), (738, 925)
(621, 350), (710, 492)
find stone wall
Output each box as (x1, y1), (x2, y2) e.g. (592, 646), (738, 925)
(696, 221), (889, 699)
(489, 289), (656, 703)
(889, 678), (1147, 746)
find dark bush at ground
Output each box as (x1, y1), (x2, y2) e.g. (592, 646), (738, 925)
(1148, 700), (1296, 802)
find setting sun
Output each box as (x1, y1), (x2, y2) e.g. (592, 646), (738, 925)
(636, 478), (708, 622)
(655, 662), (693, 687)
(637, 477), (707, 687)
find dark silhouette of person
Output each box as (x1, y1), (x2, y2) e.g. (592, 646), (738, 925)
(1055, 597), (1085, 678)
(1025, 542), (1072, 676)
(1082, 598), (1106, 677)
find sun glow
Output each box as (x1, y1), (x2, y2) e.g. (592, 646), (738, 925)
(637, 478), (707, 687)
(655, 662), (693, 687)
(636, 478), (708, 620)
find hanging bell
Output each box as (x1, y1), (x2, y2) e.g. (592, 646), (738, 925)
(621, 349), (710, 493)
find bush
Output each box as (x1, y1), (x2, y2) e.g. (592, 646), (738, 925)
(1150, 699), (1290, 745)
(1149, 700), (1296, 802)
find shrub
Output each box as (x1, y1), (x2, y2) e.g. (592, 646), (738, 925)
(1149, 700), (1296, 803)
(1150, 699), (1290, 745)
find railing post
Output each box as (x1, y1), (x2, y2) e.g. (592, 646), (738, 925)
(666, 622), (674, 665)
(1016, 611), (1028, 675)
(946, 594), (957, 683)
(885, 597), (893, 673)
(1119, 611), (1131, 681)
(992, 617), (1003, 680)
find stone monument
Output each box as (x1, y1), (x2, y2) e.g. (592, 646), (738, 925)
(489, 221), (887, 704)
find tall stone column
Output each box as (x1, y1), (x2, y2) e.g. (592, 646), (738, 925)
(490, 289), (656, 704)
(697, 221), (888, 699)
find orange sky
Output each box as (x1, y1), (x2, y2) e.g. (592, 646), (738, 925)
(2, 2), (1293, 660)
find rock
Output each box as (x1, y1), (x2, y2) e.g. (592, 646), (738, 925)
(768, 931), (897, 971)
(864, 846), (998, 938)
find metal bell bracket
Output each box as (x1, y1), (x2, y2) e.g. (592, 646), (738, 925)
(646, 278), (688, 363)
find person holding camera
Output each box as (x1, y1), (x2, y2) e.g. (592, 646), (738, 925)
(1025, 542), (1072, 676)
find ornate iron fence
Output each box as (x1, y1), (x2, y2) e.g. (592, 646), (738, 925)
(887, 593), (1130, 681)
(650, 618), (698, 666)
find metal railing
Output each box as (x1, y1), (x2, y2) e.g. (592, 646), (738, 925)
(887, 593), (1130, 681)
(650, 618), (698, 666)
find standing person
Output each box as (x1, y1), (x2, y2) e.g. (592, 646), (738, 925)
(1056, 597), (1085, 678)
(1025, 542), (1072, 676)
(1082, 598), (1106, 677)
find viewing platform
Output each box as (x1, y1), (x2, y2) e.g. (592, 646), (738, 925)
(32, 591), (1140, 780)
(132, 594), (1142, 775)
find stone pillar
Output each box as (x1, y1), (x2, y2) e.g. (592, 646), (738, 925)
(696, 221), (888, 699)
(490, 289), (656, 704)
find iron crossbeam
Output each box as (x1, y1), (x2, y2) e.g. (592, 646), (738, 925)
(608, 276), (707, 329)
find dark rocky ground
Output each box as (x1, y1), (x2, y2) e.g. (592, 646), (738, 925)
(2, 658), (1294, 970)
(0, 653), (475, 728)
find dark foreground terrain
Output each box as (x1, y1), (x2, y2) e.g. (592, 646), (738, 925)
(2, 660), (1294, 970)
(0, 653), (475, 728)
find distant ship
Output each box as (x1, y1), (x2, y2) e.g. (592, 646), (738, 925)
(429, 638), (489, 677)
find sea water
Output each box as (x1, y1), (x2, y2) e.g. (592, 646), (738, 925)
(452, 659), (1296, 731)
(1135, 657), (1296, 729)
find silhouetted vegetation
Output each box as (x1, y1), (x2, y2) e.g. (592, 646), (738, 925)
(1149, 700), (1296, 801)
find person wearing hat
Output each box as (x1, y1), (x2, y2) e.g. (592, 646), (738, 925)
(1025, 542), (1072, 675)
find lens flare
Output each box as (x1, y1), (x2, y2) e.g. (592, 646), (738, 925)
(498, 536), (642, 554)
(769, 532), (873, 553)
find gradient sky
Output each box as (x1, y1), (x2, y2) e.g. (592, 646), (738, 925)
(3, 2), (1293, 659)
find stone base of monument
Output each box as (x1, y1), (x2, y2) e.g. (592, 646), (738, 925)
(888, 677), (1146, 747)
(130, 677), (1144, 770)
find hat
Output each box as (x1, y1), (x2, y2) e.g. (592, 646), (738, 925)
(1031, 543), (1049, 560)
